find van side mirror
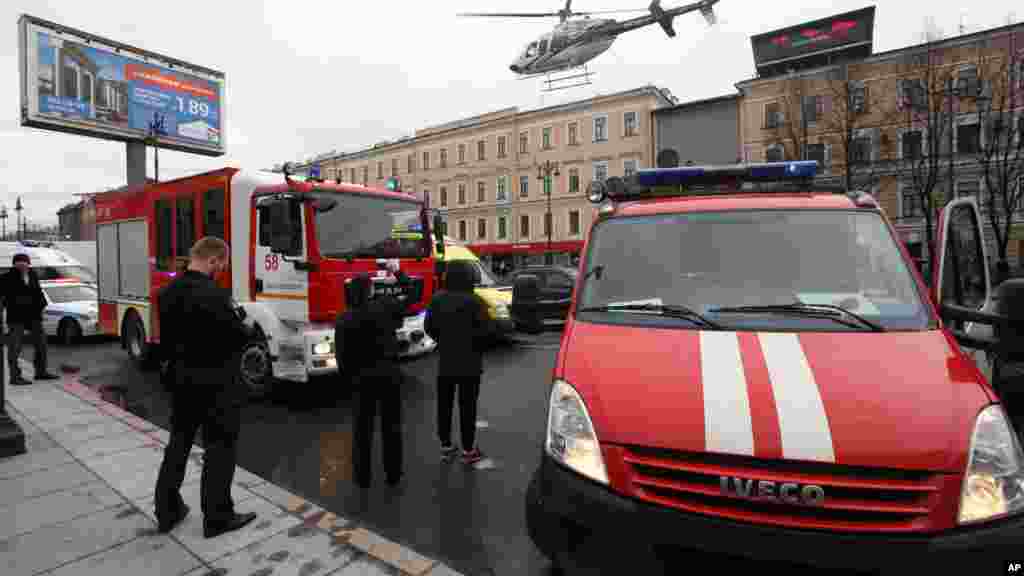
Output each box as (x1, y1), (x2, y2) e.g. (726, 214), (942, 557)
(433, 214), (446, 256)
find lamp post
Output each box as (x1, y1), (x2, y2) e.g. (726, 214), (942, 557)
(536, 160), (560, 265)
(15, 197), (23, 241)
(0, 205), (7, 241)
(147, 112), (167, 183)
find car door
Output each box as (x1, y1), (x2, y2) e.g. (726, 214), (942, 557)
(934, 197), (993, 380)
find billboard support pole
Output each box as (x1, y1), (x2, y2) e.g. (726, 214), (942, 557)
(126, 142), (146, 187)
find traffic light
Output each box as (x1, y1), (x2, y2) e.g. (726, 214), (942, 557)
(386, 177), (400, 192)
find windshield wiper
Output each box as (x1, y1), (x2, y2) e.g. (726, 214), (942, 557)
(578, 302), (724, 330)
(708, 303), (885, 332)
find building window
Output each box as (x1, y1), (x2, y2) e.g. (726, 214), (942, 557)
(568, 122), (579, 145)
(765, 144), (785, 162)
(478, 219), (487, 239)
(477, 181), (486, 203)
(569, 168), (579, 193)
(350, 168), (356, 182)
(542, 127), (552, 150)
(593, 161), (609, 183)
(440, 148), (448, 168)
(852, 132), (873, 164)
(458, 220), (467, 241)
(422, 151), (430, 171)
(440, 186), (448, 207)
(390, 159), (397, 177)
(849, 81), (868, 114)
(498, 216), (507, 239)
(957, 66), (980, 98)
(544, 213), (553, 237)
(520, 214), (530, 238)
(520, 176), (529, 198)
(901, 130), (923, 159)
(377, 162), (384, 179)
(458, 183), (466, 205)
(569, 210), (580, 236)
(900, 181), (923, 219)
(520, 132), (528, 153)
(957, 178), (981, 201)
(764, 102), (782, 128)
(805, 143), (830, 169)
(497, 177), (507, 201)
(498, 136), (507, 158)
(362, 166), (368, 185)
(957, 122), (981, 155)
(802, 95), (821, 124)
(458, 144), (466, 164)
(624, 159), (638, 178)
(624, 111), (638, 136)
(899, 78), (927, 111)
(478, 140), (486, 161)
(593, 115), (608, 142)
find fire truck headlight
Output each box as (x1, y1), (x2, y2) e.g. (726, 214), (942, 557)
(312, 340), (333, 356)
(958, 405), (1024, 524)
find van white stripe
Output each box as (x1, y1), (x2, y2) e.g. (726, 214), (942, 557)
(757, 333), (835, 462)
(700, 331), (754, 456)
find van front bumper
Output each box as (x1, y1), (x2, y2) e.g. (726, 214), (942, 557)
(526, 453), (1024, 574)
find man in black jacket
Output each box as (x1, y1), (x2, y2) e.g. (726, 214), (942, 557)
(336, 263), (413, 488)
(153, 237), (257, 538)
(2, 253), (58, 385)
(424, 260), (490, 465)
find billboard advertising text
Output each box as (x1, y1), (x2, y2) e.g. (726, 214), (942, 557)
(20, 17), (225, 156)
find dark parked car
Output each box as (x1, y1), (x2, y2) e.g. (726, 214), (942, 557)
(509, 266), (578, 333)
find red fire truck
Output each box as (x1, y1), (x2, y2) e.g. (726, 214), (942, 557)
(93, 167), (441, 394)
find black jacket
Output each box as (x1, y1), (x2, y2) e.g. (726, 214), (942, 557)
(336, 272), (413, 379)
(158, 270), (251, 407)
(425, 261), (489, 379)
(1, 268), (47, 325)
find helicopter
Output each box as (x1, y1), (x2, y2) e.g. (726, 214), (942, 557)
(459, 0), (719, 88)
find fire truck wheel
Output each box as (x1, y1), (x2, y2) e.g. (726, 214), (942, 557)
(239, 339), (272, 397)
(124, 313), (154, 369)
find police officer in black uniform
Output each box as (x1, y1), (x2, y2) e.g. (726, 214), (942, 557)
(336, 261), (414, 488)
(153, 236), (258, 537)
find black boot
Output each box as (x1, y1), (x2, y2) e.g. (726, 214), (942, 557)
(203, 512), (258, 539)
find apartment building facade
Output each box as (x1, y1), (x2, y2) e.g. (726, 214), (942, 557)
(307, 85), (674, 269)
(736, 6), (1024, 267)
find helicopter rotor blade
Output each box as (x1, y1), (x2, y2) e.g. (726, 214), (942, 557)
(457, 12), (561, 18)
(573, 9), (650, 14)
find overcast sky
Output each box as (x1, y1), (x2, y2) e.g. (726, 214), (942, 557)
(0, 0), (1019, 227)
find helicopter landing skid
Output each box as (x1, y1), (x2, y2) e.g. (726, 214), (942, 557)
(524, 66), (594, 92)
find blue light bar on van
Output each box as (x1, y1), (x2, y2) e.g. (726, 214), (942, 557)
(635, 161), (818, 187)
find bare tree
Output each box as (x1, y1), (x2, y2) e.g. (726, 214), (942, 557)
(975, 37), (1024, 282)
(893, 45), (959, 271)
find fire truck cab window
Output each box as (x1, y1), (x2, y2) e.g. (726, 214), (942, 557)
(203, 187), (226, 240)
(156, 199), (173, 271)
(176, 197), (195, 263)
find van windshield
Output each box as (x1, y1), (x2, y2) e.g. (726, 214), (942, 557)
(577, 210), (933, 331)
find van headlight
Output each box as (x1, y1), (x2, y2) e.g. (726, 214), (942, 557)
(546, 379), (608, 485)
(958, 404), (1024, 524)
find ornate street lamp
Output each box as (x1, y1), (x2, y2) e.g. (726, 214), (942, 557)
(536, 160), (560, 265)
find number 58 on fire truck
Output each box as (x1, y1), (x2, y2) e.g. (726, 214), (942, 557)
(92, 166), (442, 395)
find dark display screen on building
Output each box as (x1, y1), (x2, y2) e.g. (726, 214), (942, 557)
(751, 7), (875, 66)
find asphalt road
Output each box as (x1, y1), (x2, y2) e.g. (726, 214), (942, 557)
(38, 331), (565, 576)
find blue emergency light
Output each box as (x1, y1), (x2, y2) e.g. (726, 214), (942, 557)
(589, 161), (819, 203)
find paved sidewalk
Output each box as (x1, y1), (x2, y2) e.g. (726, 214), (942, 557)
(1, 361), (464, 576)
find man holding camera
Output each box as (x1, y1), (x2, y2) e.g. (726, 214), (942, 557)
(153, 237), (258, 538)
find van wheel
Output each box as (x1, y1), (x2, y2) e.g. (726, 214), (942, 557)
(58, 318), (82, 346)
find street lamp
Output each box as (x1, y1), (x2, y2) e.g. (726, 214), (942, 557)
(536, 160), (560, 265)
(0, 205), (7, 241)
(15, 197), (23, 241)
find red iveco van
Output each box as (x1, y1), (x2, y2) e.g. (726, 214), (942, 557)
(524, 161), (1024, 574)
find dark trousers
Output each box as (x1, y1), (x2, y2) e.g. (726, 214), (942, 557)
(437, 374), (481, 450)
(353, 370), (403, 485)
(8, 319), (47, 380)
(155, 390), (241, 525)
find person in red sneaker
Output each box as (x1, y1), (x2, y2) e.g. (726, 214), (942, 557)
(2, 253), (58, 385)
(425, 260), (490, 465)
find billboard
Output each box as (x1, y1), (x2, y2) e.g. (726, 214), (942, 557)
(18, 14), (225, 157)
(751, 6), (875, 67)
